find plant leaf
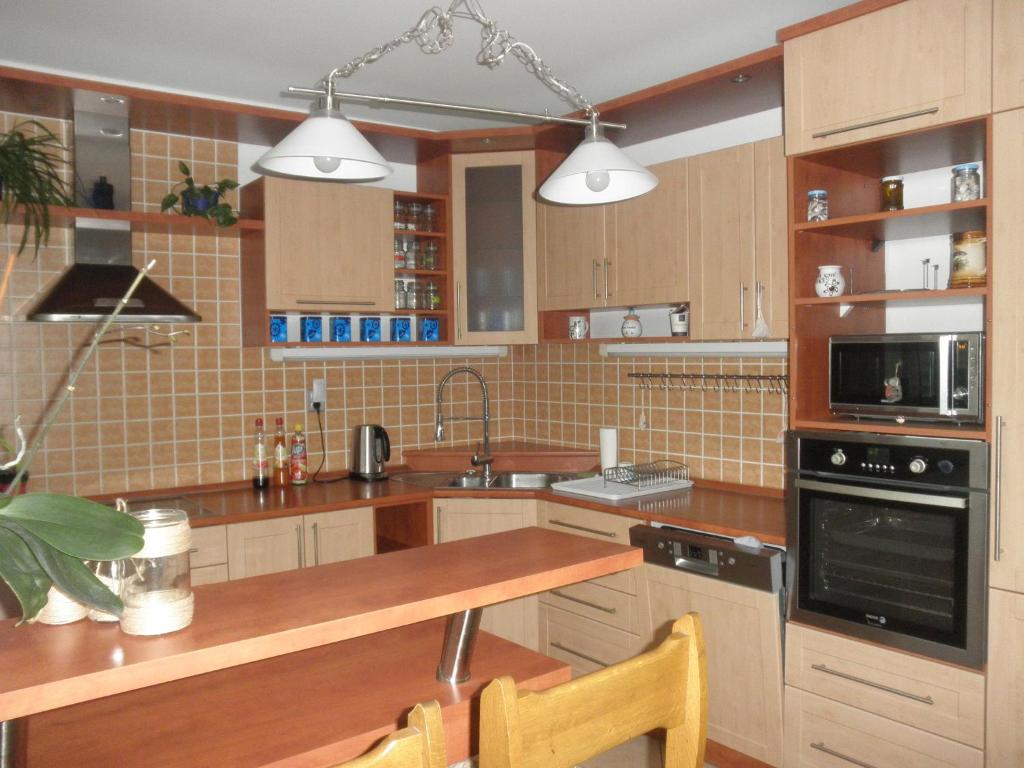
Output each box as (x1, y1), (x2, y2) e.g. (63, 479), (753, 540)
(160, 193), (178, 212)
(178, 161), (191, 176)
(220, 179), (240, 190)
(4, 522), (123, 616)
(0, 526), (51, 623)
(0, 493), (144, 559)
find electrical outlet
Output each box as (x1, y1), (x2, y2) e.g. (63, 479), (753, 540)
(308, 378), (326, 411)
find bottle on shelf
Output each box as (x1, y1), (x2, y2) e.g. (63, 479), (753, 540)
(272, 417), (289, 487)
(252, 418), (269, 490)
(394, 238), (407, 270)
(290, 424), (309, 485)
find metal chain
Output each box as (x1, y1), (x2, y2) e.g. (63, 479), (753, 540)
(328, 0), (594, 115)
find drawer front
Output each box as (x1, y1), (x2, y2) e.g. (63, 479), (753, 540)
(539, 604), (641, 677)
(189, 525), (228, 568)
(784, 687), (983, 768)
(540, 502), (639, 594)
(785, 624), (984, 748)
(190, 563), (229, 586)
(540, 579), (639, 634)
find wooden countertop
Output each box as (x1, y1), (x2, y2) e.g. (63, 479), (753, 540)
(0, 527), (640, 721)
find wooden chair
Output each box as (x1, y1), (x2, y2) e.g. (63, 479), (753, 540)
(333, 700), (448, 768)
(479, 612), (707, 768)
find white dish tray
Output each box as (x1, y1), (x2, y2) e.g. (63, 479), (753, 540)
(549, 476), (694, 501)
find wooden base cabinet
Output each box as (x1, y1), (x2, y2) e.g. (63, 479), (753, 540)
(434, 498), (539, 649)
(189, 525), (229, 586)
(987, 588), (1024, 766)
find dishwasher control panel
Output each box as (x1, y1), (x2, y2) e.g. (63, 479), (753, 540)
(629, 524), (784, 593)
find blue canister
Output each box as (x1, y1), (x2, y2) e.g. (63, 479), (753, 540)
(419, 317), (440, 342)
(330, 316), (352, 342)
(300, 316), (322, 343)
(269, 314), (288, 343)
(359, 317), (382, 342)
(390, 317), (412, 342)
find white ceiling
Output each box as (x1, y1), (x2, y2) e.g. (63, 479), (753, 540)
(3, 0), (856, 132)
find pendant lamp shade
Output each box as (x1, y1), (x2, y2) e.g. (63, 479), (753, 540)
(257, 108), (392, 181)
(539, 128), (657, 205)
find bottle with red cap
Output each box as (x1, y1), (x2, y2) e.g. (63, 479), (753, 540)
(272, 417), (289, 487)
(252, 418), (269, 490)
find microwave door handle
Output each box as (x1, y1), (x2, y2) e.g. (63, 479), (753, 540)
(794, 478), (967, 509)
(939, 334), (952, 415)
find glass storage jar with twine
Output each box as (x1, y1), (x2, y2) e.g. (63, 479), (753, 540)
(119, 507), (194, 636)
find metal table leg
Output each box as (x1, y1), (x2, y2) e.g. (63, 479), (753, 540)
(436, 607), (482, 684)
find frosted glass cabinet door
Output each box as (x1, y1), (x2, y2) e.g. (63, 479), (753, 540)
(452, 151), (538, 345)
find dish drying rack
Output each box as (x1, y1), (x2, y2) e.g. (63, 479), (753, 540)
(603, 460), (689, 489)
(628, 371), (788, 395)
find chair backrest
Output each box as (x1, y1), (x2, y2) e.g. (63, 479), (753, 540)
(333, 700), (448, 768)
(479, 612), (707, 768)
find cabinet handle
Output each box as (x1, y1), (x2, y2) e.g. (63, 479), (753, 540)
(455, 282), (463, 340)
(995, 416), (1005, 562)
(295, 525), (303, 567)
(592, 260), (600, 301)
(548, 519), (617, 538)
(603, 259), (611, 299)
(550, 641), (608, 668)
(811, 107), (939, 139)
(296, 299), (376, 306)
(809, 742), (880, 768)
(188, 547), (199, 554)
(312, 522), (320, 566)
(739, 282), (748, 332)
(810, 663), (934, 705)
(550, 588), (617, 614)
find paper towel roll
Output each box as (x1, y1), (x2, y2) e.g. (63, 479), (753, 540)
(599, 428), (619, 472)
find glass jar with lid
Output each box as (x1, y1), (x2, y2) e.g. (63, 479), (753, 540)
(806, 189), (829, 222)
(421, 203), (436, 232)
(394, 279), (407, 309)
(406, 280), (421, 309)
(951, 163), (981, 202)
(421, 240), (438, 270)
(394, 239), (407, 270)
(407, 202), (423, 231)
(950, 231), (987, 288)
(880, 176), (904, 211)
(393, 200), (406, 230)
(425, 281), (441, 310)
(404, 240), (418, 270)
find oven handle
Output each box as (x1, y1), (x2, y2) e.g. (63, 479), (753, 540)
(794, 478), (967, 509)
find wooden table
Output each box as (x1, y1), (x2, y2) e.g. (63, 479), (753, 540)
(0, 527), (642, 766)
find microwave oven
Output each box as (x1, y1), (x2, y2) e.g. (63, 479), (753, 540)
(829, 332), (983, 424)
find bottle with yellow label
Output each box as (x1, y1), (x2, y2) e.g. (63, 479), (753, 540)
(290, 424), (308, 485)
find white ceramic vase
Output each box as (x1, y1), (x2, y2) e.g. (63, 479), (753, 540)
(814, 265), (846, 298)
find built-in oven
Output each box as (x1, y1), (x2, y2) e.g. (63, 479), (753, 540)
(786, 430), (988, 668)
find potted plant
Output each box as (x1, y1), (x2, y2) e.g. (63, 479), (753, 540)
(161, 162), (239, 227)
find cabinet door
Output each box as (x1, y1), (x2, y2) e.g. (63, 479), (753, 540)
(303, 507), (375, 567)
(264, 176), (392, 311)
(537, 202), (607, 310)
(436, 498), (538, 649)
(687, 144), (756, 340)
(784, 0), (992, 154)
(994, 0), (1024, 112)
(642, 563), (783, 766)
(452, 151), (538, 344)
(607, 157), (688, 308)
(226, 517), (304, 580)
(753, 137), (789, 339)
(987, 588), (1024, 766)
(991, 109), (1024, 592)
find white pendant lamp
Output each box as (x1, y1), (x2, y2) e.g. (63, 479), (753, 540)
(539, 117), (658, 205)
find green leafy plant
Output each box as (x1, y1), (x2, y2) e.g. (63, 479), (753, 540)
(160, 161), (239, 227)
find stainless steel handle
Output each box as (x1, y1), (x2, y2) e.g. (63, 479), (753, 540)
(295, 525), (303, 566)
(995, 415), (1005, 562)
(550, 589), (617, 615)
(296, 299), (376, 306)
(811, 107), (939, 139)
(592, 260), (600, 301)
(604, 259), (611, 299)
(551, 641), (608, 668)
(794, 478), (967, 509)
(455, 282), (462, 340)
(810, 663), (934, 705)
(312, 522), (320, 567)
(810, 742), (880, 768)
(548, 519), (618, 538)
(739, 282), (748, 331)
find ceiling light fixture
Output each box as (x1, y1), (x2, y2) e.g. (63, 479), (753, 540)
(259, 0), (656, 205)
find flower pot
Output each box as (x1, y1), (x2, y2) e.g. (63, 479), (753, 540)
(0, 469), (28, 494)
(180, 189), (219, 216)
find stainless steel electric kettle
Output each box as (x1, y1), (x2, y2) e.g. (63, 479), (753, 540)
(352, 424), (390, 481)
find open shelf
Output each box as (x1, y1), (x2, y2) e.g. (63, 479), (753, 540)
(12, 204), (263, 235)
(792, 417), (987, 441)
(394, 268), (447, 277)
(393, 229), (446, 239)
(794, 199), (988, 241)
(794, 286), (988, 306)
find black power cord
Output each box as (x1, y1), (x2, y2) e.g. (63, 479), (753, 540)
(311, 402), (345, 484)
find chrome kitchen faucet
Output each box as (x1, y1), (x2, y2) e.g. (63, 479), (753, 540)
(435, 366), (493, 486)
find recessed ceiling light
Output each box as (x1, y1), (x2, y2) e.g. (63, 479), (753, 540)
(100, 95), (126, 104)
(731, 74), (751, 84)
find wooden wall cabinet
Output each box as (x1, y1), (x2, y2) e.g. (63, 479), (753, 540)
(783, 0), (992, 155)
(537, 203), (608, 311)
(994, 0), (1024, 112)
(434, 498), (539, 649)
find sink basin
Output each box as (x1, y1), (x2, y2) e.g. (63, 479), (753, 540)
(445, 474), (487, 488)
(392, 470), (583, 491)
(490, 472), (577, 489)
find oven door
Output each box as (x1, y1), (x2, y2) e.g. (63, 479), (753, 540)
(789, 477), (986, 668)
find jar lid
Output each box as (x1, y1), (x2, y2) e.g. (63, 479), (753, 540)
(952, 163), (980, 172)
(881, 175), (904, 182)
(807, 189), (827, 196)
(955, 230), (986, 239)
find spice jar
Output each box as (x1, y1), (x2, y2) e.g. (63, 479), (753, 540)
(393, 200), (406, 230)
(394, 279), (407, 309)
(421, 240), (438, 270)
(407, 202), (423, 231)
(880, 176), (904, 211)
(807, 189), (829, 222)
(406, 280), (421, 309)
(950, 231), (987, 288)
(404, 240), (418, 270)
(951, 163), (981, 202)
(394, 239), (407, 270)
(119, 508), (193, 636)
(421, 203), (436, 232)
(426, 281), (441, 310)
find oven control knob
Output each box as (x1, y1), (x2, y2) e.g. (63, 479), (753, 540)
(830, 449), (847, 467)
(909, 457), (928, 475)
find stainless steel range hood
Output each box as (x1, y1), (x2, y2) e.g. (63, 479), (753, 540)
(26, 89), (201, 323)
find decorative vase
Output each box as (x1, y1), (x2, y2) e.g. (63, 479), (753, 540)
(621, 307), (643, 338)
(814, 265), (846, 298)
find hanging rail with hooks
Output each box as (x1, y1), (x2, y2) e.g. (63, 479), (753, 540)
(627, 371), (789, 395)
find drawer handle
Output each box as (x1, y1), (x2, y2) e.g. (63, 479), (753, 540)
(811, 107), (939, 139)
(810, 663), (934, 705)
(296, 299), (377, 306)
(548, 519), (617, 539)
(550, 589), (617, 615)
(550, 642), (608, 668)
(810, 742), (880, 768)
